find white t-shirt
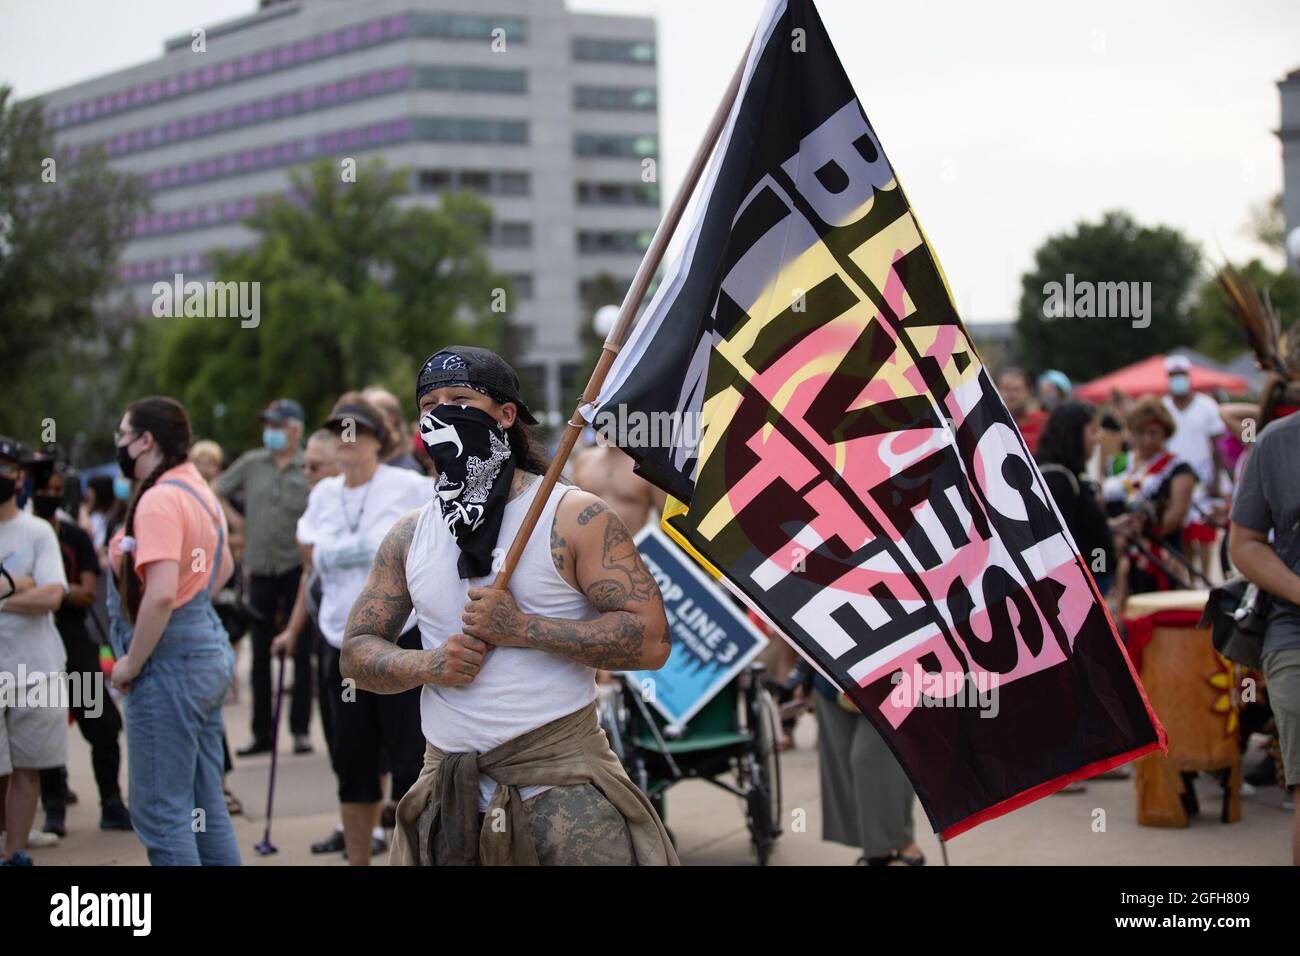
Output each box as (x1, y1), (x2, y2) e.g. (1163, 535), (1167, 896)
(406, 479), (599, 810)
(0, 511), (68, 674)
(1162, 393), (1225, 488)
(296, 465), (432, 648)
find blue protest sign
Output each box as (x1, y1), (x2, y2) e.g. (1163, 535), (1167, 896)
(623, 524), (769, 729)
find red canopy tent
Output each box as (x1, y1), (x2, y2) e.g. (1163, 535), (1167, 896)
(1075, 354), (1248, 402)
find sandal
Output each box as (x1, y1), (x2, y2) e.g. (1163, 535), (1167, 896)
(224, 789), (243, 816)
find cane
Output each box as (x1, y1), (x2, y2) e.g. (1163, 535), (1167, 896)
(254, 651), (287, 856)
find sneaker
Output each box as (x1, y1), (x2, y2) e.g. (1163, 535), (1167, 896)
(1, 851), (34, 866)
(28, 829), (60, 848)
(43, 805), (67, 838)
(100, 797), (133, 831)
(292, 734), (313, 755)
(311, 829), (346, 854)
(236, 738), (273, 757)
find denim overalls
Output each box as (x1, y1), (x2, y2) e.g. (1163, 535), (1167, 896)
(107, 478), (240, 866)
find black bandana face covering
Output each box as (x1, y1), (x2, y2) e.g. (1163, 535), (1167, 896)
(419, 404), (516, 579)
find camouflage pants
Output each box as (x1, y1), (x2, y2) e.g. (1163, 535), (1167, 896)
(422, 782), (637, 865)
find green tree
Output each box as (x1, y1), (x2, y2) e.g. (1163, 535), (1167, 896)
(1013, 210), (1201, 382)
(127, 159), (515, 450)
(1244, 193), (1285, 254)
(0, 84), (148, 452)
(1187, 258), (1300, 361)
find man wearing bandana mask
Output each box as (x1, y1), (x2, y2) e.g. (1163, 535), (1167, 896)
(340, 347), (677, 865)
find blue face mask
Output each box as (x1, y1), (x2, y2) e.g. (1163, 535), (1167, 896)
(1168, 374), (1191, 397)
(113, 475), (132, 500)
(263, 427), (289, 451)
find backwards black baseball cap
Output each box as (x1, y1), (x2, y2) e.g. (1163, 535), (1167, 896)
(415, 346), (538, 425)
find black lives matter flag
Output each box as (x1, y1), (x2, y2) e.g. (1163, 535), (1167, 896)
(583, 0), (1166, 837)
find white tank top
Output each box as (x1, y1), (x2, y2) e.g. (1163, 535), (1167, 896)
(406, 477), (599, 810)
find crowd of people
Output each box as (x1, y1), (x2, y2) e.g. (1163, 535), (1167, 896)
(996, 357), (1237, 605)
(755, 353), (1300, 866)
(1, 343), (1296, 866)
(995, 355), (1298, 860)
(0, 346), (679, 867)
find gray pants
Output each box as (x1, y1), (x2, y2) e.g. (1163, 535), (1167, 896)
(815, 694), (915, 858)
(1265, 648), (1300, 789)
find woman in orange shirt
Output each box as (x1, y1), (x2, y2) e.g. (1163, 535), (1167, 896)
(106, 397), (240, 865)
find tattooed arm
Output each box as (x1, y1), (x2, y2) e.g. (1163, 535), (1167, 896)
(341, 511), (486, 692)
(462, 491), (670, 670)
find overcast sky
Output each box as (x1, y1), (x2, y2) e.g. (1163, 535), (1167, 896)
(2, 0), (1296, 321)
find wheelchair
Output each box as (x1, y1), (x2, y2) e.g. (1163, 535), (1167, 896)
(597, 663), (783, 865)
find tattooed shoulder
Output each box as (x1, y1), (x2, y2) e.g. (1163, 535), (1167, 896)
(574, 503), (661, 612)
(374, 510), (420, 572)
(575, 499), (609, 526)
(342, 513), (419, 645)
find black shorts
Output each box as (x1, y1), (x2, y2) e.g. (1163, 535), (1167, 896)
(322, 630), (425, 805)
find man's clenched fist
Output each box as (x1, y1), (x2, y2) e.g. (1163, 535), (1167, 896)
(428, 632), (487, 687)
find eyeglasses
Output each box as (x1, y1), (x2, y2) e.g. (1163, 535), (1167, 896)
(113, 428), (137, 443)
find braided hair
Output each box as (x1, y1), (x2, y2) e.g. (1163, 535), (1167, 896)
(120, 396), (192, 623)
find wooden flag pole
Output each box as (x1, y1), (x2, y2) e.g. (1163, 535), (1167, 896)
(492, 37), (753, 591)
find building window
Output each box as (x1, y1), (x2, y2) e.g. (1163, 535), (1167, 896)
(577, 231), (653, 255)
(418, 117), (528, 145)
(418, 170), (454, 192)
(461, 170), (491, 192)
(578, 276), (633, 307)
(142, 118), (416, 192)
(559, 363), (586, 403)
(507, 274), (535, 300)
(514, 363), (546, 415)
(574, 86), (657, 111)
(50, 12), (412, 131)
(498, 171), (530, 195)
(418, 66), (527, 94)
(576, 181), (658, 206)
(493, 222), (533, 248)
(413, 13), (527, 42)
(575, 133), (658, 159)
(68, 66), (417, 159)
(416, 169), (532, 196)
(572, 37), (656, 64)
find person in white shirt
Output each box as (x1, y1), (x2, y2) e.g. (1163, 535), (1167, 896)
(0, 437), (68, 867)
(271, 393), (431, 866)
(1161, 355), (1226, 494)
(1161, 355), (1228, 577)
(340, 346), (677, 865)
